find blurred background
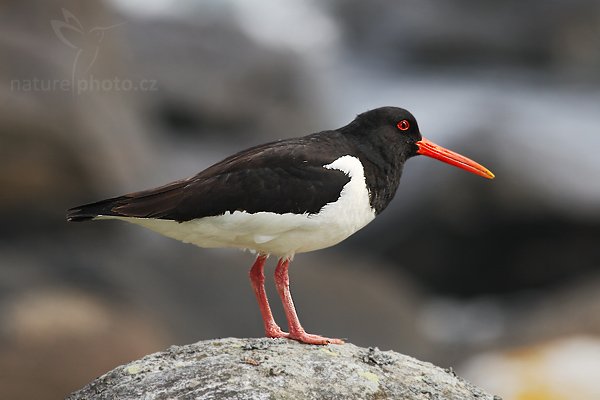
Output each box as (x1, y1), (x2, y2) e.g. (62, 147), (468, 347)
(1, 1), (600, 399)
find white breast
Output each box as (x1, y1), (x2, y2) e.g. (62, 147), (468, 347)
(99, 155), (376, 257)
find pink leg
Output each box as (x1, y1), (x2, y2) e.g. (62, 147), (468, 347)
(274, 257), (344, 345)
(249, 254), (287, 338)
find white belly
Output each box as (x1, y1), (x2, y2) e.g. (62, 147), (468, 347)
(98, 156), (376, 257)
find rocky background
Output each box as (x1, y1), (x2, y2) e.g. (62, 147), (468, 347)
(1, 1), (599, 399)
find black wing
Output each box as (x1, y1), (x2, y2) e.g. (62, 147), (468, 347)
(67, 133), (352, 222)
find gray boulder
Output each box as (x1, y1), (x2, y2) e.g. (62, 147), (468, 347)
(67, 338), (498, 400)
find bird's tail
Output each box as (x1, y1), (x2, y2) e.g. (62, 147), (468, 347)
(67, 178), (190, 222)
(66, 196), (127, 222)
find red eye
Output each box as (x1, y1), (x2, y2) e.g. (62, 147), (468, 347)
(397, 119), (410, 131)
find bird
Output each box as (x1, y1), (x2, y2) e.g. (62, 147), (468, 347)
(67, 107), (494, 345)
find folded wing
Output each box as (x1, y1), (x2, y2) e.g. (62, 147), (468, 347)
(67, 135), (351, 222)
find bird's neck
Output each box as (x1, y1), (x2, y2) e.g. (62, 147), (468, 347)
(359, 146), (404, 215)
(340, 134), (406, 215)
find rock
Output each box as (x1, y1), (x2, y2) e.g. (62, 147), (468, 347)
(67, 338), (498, 400)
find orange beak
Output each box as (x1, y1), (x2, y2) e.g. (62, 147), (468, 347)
(416, 137), (495, 179)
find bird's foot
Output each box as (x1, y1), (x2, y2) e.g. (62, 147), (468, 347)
(265, 325), (289, 339)
(287, 329), (344, 345)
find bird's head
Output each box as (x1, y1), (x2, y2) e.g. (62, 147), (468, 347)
(345, 107), (494, 179)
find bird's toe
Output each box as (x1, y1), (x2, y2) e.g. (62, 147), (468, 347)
(287, 331), (344, 345)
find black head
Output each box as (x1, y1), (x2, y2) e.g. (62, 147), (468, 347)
(355, 107), (421, 138)
(339, 107), (423, 164)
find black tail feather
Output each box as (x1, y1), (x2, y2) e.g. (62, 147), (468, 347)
(67, 178), (190, 222)
(66, 196), (128, 222)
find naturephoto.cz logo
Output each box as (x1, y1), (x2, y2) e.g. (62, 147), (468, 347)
(10, 8), (158, 95)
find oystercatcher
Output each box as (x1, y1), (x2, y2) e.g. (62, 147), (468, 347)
(67, 107), (494, 344)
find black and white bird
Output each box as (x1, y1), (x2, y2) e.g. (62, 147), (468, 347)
(67, 107), (494, 344)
